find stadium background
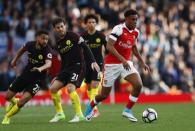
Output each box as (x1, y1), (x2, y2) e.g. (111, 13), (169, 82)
(0, 0), (195, 105)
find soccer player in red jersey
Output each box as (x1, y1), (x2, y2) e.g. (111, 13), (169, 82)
(85, 9), (151, 122)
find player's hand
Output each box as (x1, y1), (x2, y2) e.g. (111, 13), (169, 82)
(122, 61), (131, 71)
(140, 62), (151, 74)
(91, 62), (100, 73)
(97, 71), (102, 80)
(31, 67), (42, 73)
(11, 60), (17, 68)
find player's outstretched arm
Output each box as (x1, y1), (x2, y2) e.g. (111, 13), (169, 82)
(31, 59), (52, 73)
(132, 44), (151, 73)
(81, 40), (100, 72)
(11, 46), (26, 68)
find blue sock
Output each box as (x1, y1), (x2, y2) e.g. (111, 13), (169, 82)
(124, 108), (132, 113)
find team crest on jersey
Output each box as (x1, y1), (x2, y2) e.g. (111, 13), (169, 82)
(38, 54), (43, 60)
(96, 38), (101, 43)
(66, 40), (71, 45)
(60, 40), (73, 53)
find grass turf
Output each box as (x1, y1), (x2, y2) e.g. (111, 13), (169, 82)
(0, 103), (195, 131)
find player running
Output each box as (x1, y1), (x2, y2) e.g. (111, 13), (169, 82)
(49, 17), (100, 123)
(2, 30), (52, 124)
(85, 9), (151, 122)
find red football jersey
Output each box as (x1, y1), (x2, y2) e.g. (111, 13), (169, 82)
(104, 23), (139, 64)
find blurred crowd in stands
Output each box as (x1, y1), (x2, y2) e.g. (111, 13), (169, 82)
(0, 0), (194, 94)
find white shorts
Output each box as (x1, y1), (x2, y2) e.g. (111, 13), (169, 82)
(102, 61), (138, 87)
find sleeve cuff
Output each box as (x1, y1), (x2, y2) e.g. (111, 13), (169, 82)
(109, 35), (117, 41)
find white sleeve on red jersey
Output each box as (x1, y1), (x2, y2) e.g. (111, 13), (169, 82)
(109, 24), (123, 41)
(135, 28), (140, 38)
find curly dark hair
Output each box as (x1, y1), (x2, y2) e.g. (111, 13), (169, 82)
(84, 14), (99, 24)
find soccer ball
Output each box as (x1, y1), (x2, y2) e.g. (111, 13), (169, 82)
(142, 108), (157, 123)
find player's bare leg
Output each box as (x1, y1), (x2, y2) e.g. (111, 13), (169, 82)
(89, 80), (100, 117)
(122, 73), (143, 122)
(49, 80), (65, 122)
(67, 83), (85, 123)
(85, 86), (112, 120)
(2, 92), (32, 124)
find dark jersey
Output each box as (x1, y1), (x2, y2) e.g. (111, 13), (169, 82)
(24, 41), (52, 67)
(81, 31), (106, 64)
(9, 41), (52, 95)
(22, 41), (52, 78)
(54, 31), (95, 70)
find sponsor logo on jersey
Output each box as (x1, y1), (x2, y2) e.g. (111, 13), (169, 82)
(118, 40), (132, 48)
(89, 43), (101, 48)
(29, 58), (39, 64)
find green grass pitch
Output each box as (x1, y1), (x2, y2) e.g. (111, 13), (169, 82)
(0, 103), (195, 131)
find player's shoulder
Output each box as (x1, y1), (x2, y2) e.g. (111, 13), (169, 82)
(67, 31), (80, 41)
(112, 23), (124, 31)
(67, 31), (85, 44)
(109, 23), (124, 40)
(80, 31), (88, 37)
(111, 23), (124, 35)
(44, 45), (52, 58)
(23, 41), (35, 48)
(96, 30), (106, 37)
(134, 28), (140, 37)
(44, 44), (52, 50)
(134, 28), (140, 33)
(67, 31), (80, 37)
(26, 41), (35, 45)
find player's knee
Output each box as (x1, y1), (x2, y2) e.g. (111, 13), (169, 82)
(67, 84), (76, 93)
(5, 95), (12, 101)
(91, 81), (99, 88)
(50, 87), (58, 93)
(132, 82), (143, 96)
(17, 101), (24, 108)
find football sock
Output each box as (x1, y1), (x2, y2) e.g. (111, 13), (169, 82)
(51, 92), (64, 113)
(69, 91), (83, 116)
(90, 87), (99, 100)
(126, 95), (138, 109)
(10, 97), (17, 105)
(90, 98), (98, 108)
(87, 90), (92, 101)
(90, 87), (99, 110)
(6, 104), (20, 118)
(6, 97), (18, 112)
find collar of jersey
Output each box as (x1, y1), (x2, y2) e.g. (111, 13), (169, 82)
(123, 23), (134, 33)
